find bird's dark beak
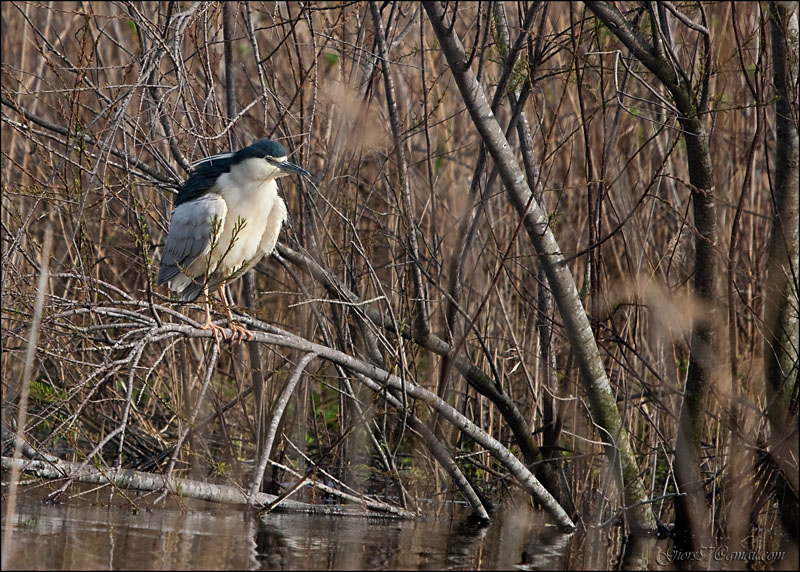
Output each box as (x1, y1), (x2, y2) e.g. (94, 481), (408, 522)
(278, 160), (310, 177)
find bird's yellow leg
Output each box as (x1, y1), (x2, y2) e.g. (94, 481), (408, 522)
(199, 285), (226, 349)
(218, 284), (253, 344)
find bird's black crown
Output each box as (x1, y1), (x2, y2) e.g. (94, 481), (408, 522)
(236, 138), (288, 161)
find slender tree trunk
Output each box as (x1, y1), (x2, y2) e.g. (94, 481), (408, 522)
(672, 114), (716, 550)
(766, 0), (800, 534)
(585, 1), (720, 547)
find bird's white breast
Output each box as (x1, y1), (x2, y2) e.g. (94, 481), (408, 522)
(210, 158), (285, 277)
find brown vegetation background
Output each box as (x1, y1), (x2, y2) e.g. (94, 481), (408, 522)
(2, 1), (797, 564)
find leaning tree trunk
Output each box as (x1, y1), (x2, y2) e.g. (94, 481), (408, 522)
(423, 0), (657, 534)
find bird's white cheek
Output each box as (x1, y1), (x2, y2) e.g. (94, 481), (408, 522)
(223, 157), (278, 183)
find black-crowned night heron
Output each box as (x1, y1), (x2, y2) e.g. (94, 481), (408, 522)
(157, 138), (309, 345)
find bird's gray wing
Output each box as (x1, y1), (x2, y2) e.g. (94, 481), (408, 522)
(157, 194), (228, 286)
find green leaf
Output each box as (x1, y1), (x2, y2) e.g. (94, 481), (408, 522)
(324, 52), (339, 66)
(434, 154), (444, 175)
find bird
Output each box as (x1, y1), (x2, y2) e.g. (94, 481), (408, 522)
(157, 138), (310, 346)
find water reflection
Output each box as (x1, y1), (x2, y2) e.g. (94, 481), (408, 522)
(2, 487), (577, 570)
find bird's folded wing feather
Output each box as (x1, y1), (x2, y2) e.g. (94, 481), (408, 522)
(157, 194), (228, 284)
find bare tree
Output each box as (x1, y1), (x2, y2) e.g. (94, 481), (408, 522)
(586, 1), (719, 547)
(423, 1), (656, 533)
(765, 0), (799, 535)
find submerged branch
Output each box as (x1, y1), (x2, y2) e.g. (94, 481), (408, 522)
(1, 456), (414, 519)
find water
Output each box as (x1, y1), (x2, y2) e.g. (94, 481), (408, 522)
(2, 486), (577, 570)
(6, 486), (792, 570)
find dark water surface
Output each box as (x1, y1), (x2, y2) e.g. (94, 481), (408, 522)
(7, 485), (793, 570)
(1, 486), (590, 570)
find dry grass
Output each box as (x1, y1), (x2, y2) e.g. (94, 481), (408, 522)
(1, 1), (796, 562)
